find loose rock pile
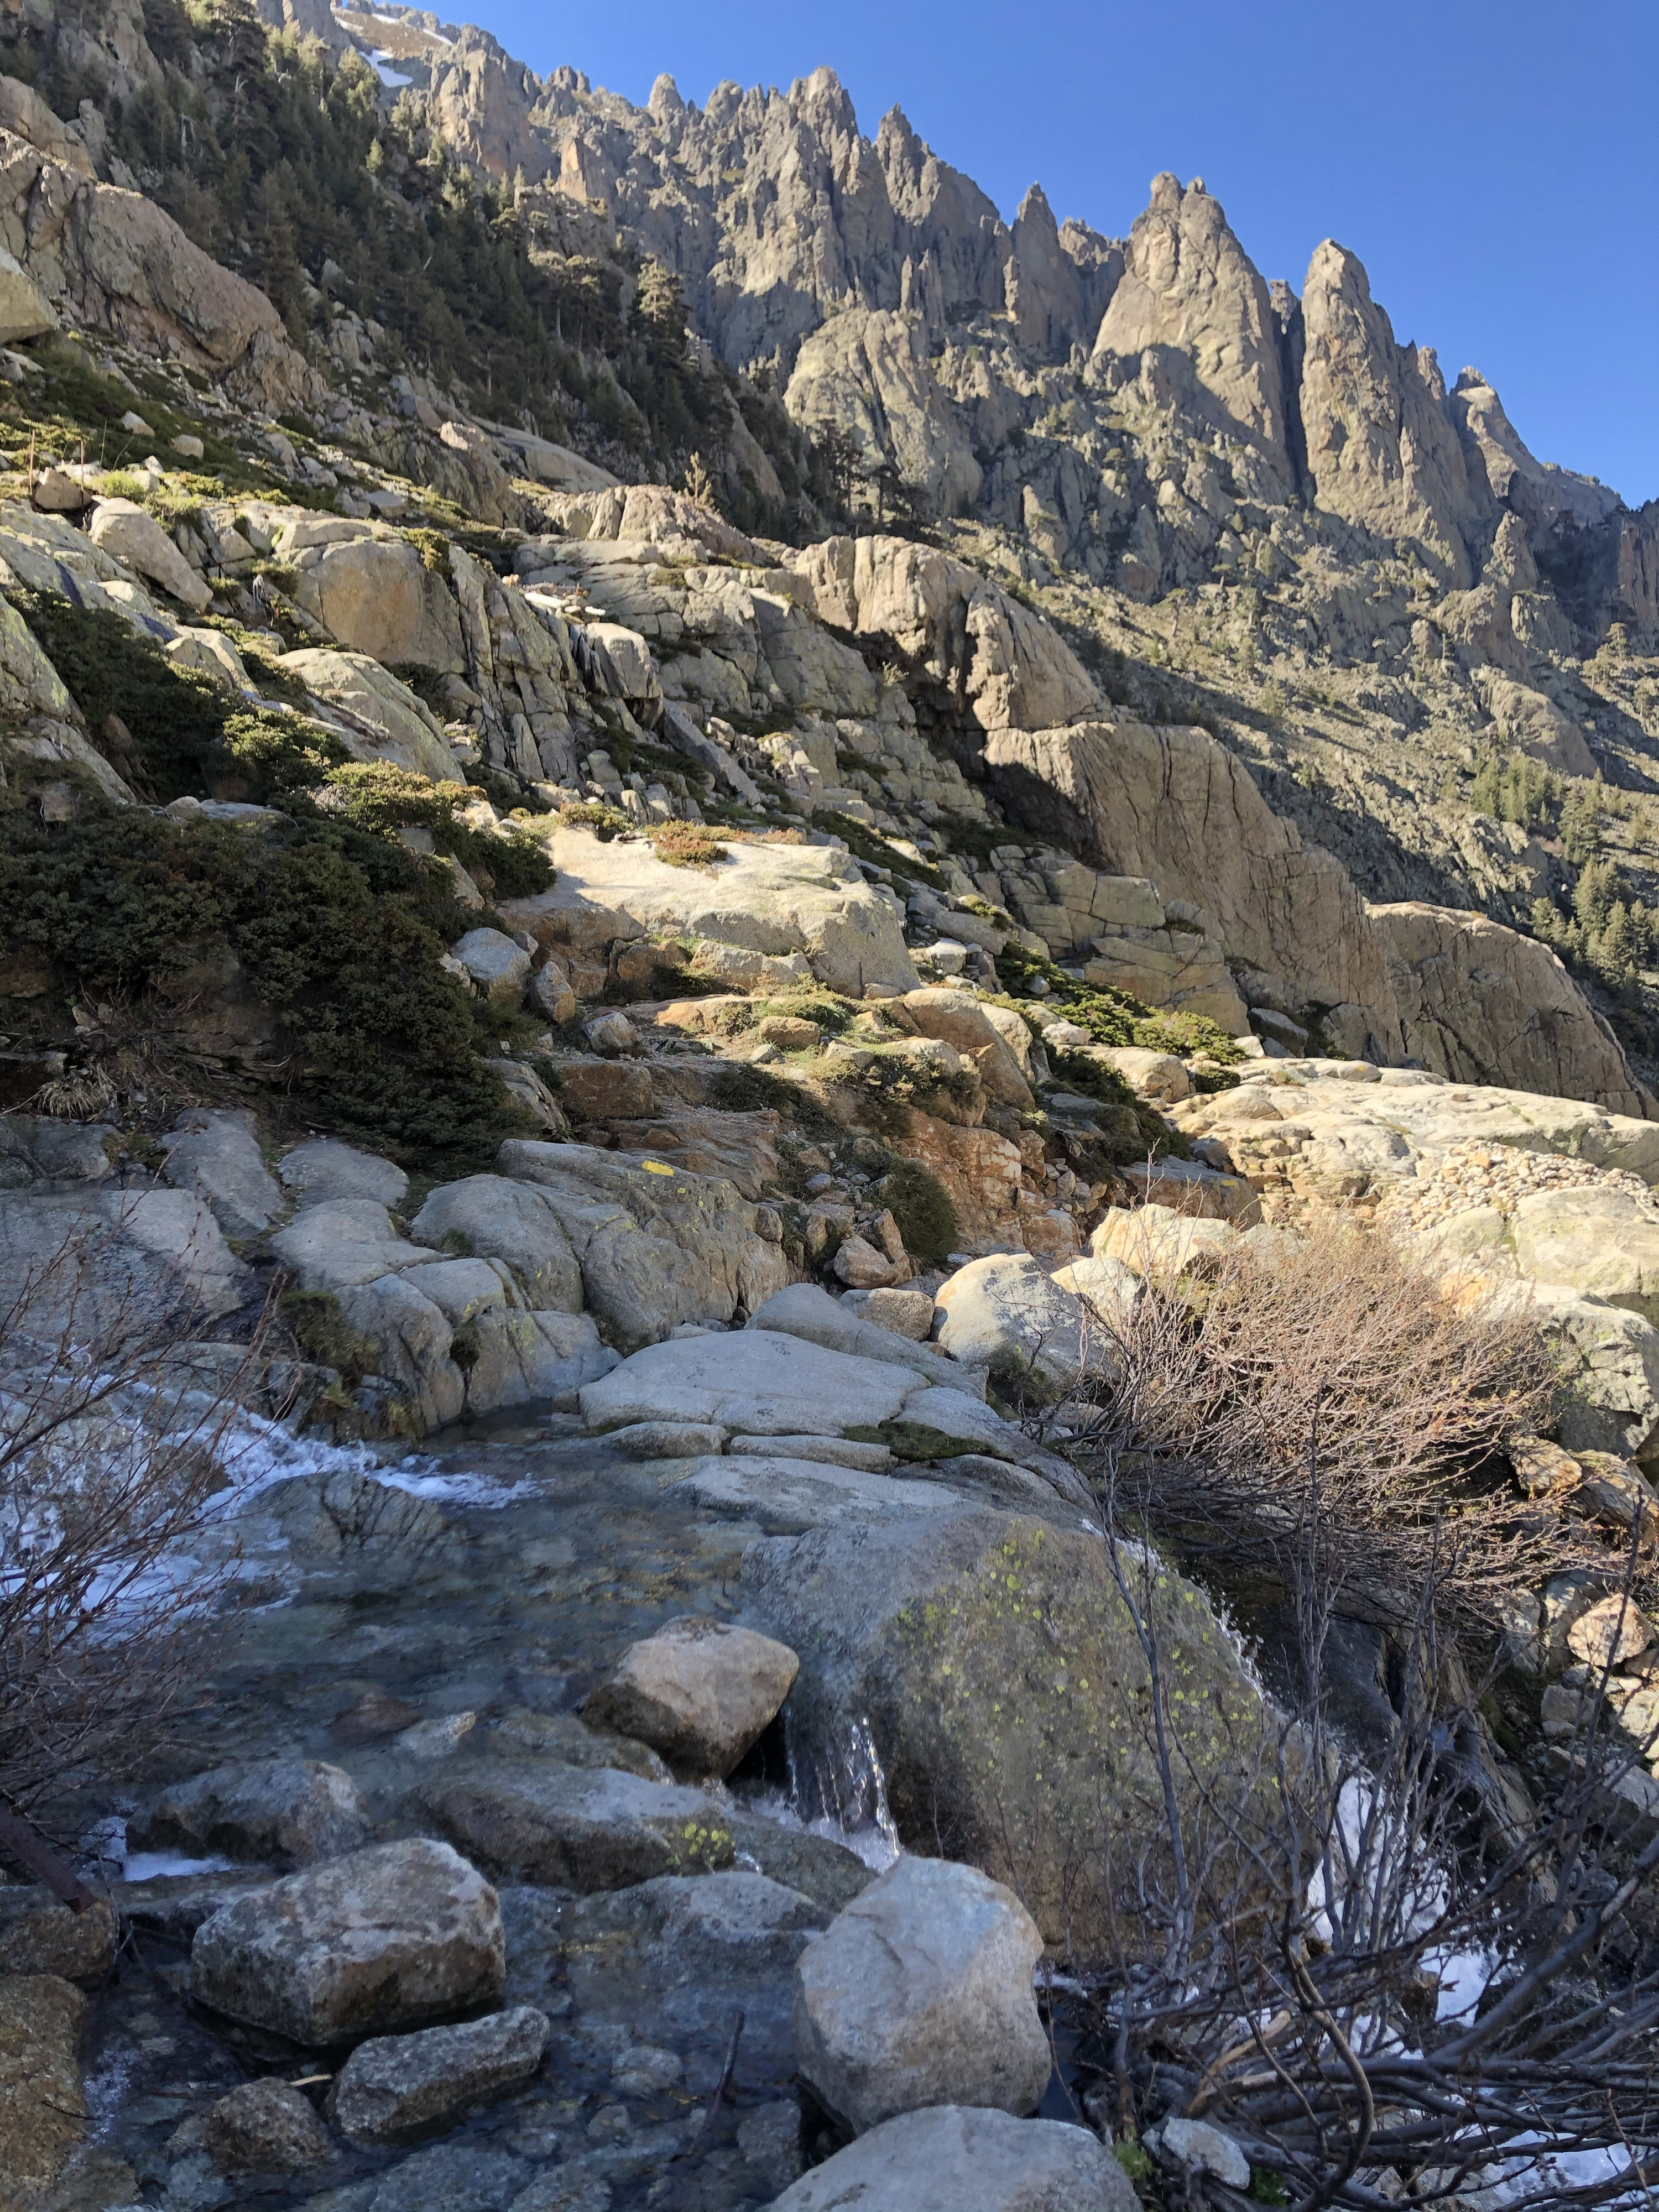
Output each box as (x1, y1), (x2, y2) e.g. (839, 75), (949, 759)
(1378, 1139), (1659, 1234)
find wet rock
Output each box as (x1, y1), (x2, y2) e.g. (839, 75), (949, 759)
(738, 2100), (806, 2195)
(748, 1284), (975, 1392)
(202, 2077), (331, 2173)
(133, 1757), (372, 1870)
(279, 1138), (409, 1208)
(363, 2143), (529, 2211)
(559, 1871), (827, 2089)
(582, 1616), (800, 1778)
(716, 1820), (876, 1914)
(596, 1418), (728, 1457)
(728, 1433), (894, 1470)
(0, 1974), (87, 2195)
(745, 1509), (1264, 1949)
(160, 1108), (280, 1237)
(932, 1253), (1093, 1399)
(112, 1867), (274, 1945)
(488, 1709), (673, 1783)
(263, 1469), (449, 1559)
(764, 2104), (1134, 2210)
(0, 1892), (116, 1985)
(794, 1856), (1050, 2133)
(191, 1838), (504, 2044)
(331, 2005), (550, 2146)
(667, 1452), (977, 1531)
(419, 1761), (735, 1888)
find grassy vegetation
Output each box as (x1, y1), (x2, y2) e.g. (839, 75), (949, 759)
(989, 941), (1244, 1076)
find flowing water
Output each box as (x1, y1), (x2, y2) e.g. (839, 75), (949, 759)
(57, 1406), (904, 2210)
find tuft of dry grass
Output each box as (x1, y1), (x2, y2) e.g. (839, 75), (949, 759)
(647, 821), (729, 868)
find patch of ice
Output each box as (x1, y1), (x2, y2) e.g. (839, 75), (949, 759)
(121, 1851), (239, 1882)
(369, 51), (413, 85)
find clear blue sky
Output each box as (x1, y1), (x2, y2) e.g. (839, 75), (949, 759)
(466, 0), (1658, 506)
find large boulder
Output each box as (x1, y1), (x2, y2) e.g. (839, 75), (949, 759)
(743, 1507), (1266, 1953)
(794, 1857), (1051, 2134)
(932, 1254), (1092, 1398)
(498, 1140), (792, 1345)
(579, 1330), (927, 1437)
(747, 1282), (977, 1394)
(409, 1176), (584, 1311)
(764, 2104), (1136, 2212)
(190, 1838), (505, 2043)
(499, 826), (920, 999)
(278, 1137), (409, 1207)
(899, 990), (1034, 1109)
(287, 530), (465, 670)
(86, 497), (212, 612)
(278, 648), (463, 783)
(270, 1194), (613, 1424)
(1509, 1186), (1659, 1323)
(582, 1617), (801, 1778)
(0, 1185), (251, 1331)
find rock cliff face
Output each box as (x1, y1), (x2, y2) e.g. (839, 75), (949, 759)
(0, 0), (1655, 1133)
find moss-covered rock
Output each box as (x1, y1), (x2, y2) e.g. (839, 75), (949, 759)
(743, 1508), (1266, 1961)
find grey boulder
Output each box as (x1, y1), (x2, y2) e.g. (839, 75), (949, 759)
(160, 1108), (279, 1237)
(132, 1757), (371, 1870)
(747, 1282), (978, 1394)
(932, 1253), (1095, 1398)
(762, 2104), (1136, 2210)
(190, 1837), (504, 2043)
(331, 2005), (551, 2145)
(794, 1856), (1051, 2134)
(278, 1137), (409, 1207)
(582, 1615), (800, 1778)
(202, 2077), (331, 2173)
(419, 1760), (735, 1888)
(579, 1328), (926, 1437)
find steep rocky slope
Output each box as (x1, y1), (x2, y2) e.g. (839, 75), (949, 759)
(7, 16), (1659, 2209)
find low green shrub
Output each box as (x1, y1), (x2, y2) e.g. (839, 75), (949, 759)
(871, 1157), (959, 1265)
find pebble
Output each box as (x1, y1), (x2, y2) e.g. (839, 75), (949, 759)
(1378, 1140), (1659, 1234)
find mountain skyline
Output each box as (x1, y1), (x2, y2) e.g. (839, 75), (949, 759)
(448, 0), (1659, 509)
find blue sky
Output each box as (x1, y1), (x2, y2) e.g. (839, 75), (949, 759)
(468, 0), (1658, 505)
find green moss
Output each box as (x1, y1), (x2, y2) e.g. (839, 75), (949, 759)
(870, 1158), (959, 1265)
(280, 1287), (380, 1384)
(847, 1419), (982, 1463)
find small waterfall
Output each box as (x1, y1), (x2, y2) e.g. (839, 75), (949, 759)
(782, 1710), (901, 1871)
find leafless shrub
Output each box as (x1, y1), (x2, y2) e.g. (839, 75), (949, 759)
(1065, 1207), (1570, 1634)
(1062, 1511), (1659, 2212)
(0, 1215), (266, 1831)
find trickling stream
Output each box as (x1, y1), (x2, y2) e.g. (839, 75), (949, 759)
(64, 1406), (907, 2209)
